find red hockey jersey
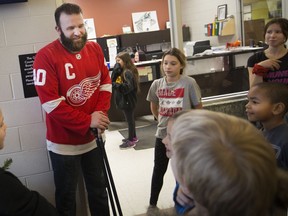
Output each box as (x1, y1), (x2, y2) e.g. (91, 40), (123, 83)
(33, 40), (111, 149)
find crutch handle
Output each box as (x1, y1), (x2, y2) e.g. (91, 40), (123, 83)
(90, 127), (99, 137)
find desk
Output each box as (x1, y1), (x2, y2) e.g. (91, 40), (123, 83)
(186, 47), (263, 97)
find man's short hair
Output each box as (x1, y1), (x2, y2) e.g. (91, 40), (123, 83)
(54, 3), (82, 27)
(253, 82), (288, 115)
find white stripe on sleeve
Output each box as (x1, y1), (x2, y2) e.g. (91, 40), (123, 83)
(42, 96), (65, 114)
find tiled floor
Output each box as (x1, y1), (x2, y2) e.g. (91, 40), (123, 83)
(104, 115), (175, 216)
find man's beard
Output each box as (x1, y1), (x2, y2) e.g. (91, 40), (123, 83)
(60, 30), (88, 52)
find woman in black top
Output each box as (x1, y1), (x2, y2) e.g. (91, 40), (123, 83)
(247, 18), (288, 87)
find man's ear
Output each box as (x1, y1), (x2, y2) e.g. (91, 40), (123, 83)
(272, 102), (285, 115)
(55, 26), (61, 35)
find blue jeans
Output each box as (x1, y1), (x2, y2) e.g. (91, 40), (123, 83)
(49, 147), (109, 216)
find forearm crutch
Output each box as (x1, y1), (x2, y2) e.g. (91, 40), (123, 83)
(91, 128), (123, 216)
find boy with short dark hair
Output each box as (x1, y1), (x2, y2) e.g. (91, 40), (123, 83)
(246, 82), (288, 169)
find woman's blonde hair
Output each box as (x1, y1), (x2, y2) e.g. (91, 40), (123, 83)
(171, 110), (287, 216)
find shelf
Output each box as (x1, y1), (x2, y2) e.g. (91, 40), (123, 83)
(205, 17), (235, 36)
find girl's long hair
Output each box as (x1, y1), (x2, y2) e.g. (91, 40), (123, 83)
(116, 52), (140, 92)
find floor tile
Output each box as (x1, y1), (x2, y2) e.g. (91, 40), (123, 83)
(104, 129), (175, 215)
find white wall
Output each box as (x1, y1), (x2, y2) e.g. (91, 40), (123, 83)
(181, 0), (288, 47)
(0, 0), (60, 205)
(181, 0), (240, 46)
(284, 0), (288, 18)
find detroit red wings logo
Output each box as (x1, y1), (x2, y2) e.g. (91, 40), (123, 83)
(66, 73), (101, 106)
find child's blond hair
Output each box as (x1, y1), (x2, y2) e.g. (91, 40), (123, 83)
(171, 109), (288, 216)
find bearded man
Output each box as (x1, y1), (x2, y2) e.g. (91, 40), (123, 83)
(33, 3), (112, 216)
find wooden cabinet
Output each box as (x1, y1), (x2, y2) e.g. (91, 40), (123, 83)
(120, 26), (190, 47)
(97, 26), (190, 61)
(120, 29), (169, 47)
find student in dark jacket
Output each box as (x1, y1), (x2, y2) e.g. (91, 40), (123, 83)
(0, 108), (59, 216)
(111, 52), (140, 149)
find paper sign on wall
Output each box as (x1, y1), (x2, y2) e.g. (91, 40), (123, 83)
(18, 53), (37, 98)
(132, 11), (159, 33)
(106, 38), (118, 67)
(84, 18), (96, 39)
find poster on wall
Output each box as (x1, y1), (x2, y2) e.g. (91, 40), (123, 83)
(84, 18), (97, 39)
(132, 11), (159, 33)
(106, 38), (117, 67)
(18, 53), (37, 98)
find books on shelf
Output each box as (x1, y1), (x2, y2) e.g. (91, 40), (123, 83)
(204, 17), (235, 36)
(205, 22), (219, 36)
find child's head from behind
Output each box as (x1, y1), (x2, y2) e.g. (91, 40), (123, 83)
(171, 109), (277, 216)
(0, 109), (7, 150)
(246, 82), (288, 123)
(161, 48), (186, 76)
(162, 110), (190, 158)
